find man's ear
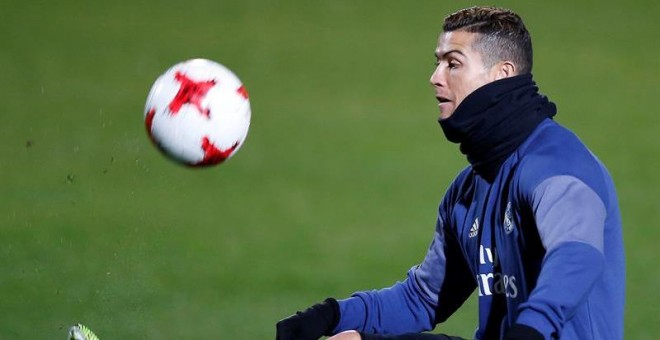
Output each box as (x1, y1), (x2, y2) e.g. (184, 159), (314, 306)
(493, 61), (516, 80)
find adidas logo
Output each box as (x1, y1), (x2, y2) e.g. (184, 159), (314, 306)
(469, 218), (480, 238)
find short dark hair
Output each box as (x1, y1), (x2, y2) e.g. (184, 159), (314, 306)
(443, 6), (533, 74)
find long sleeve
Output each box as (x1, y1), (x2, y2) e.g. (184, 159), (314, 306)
(334, 216), (476, 335)
(515, 175), (607, 338)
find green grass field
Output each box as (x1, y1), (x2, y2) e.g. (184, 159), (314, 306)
(2, 0), (659, 338)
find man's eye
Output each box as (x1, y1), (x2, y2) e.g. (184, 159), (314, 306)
(448, 61), (458, 69)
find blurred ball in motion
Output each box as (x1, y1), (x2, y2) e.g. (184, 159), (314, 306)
(144, 59), (251, 167)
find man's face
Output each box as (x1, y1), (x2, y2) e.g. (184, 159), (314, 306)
(430, 30), (501, 120)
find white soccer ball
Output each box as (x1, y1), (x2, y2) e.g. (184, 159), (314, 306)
(144, 58), (251, 167)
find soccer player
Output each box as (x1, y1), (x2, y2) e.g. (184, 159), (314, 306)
(275, 6), (625, 340)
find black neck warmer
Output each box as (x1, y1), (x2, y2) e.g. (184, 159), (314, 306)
(438, 74), (557, 181)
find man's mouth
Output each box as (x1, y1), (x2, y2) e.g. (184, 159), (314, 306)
(437, 96), (451, 104)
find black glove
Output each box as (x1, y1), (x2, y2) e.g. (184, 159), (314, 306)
(275, 298), (340, 340)
(504, 324), (544, 340)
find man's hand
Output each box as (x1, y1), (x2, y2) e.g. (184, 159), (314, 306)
(328, 331), (362, 340)
(275, 298), (340, 340)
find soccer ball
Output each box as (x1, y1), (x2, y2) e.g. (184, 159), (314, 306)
(144, 58), (251, 167)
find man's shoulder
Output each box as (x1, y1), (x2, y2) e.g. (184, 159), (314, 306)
(513, 119), (610, 196)
(450, 165), (476, 189)
(438, 165), (474, 213)
(519, 119), (586, 157)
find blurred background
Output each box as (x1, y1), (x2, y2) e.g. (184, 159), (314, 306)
(1, 0), (658, 338)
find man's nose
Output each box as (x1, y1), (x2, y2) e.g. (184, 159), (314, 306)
(430, 66), (444, 87)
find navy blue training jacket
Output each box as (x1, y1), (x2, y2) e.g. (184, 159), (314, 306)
(334, 119), (625, 340)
